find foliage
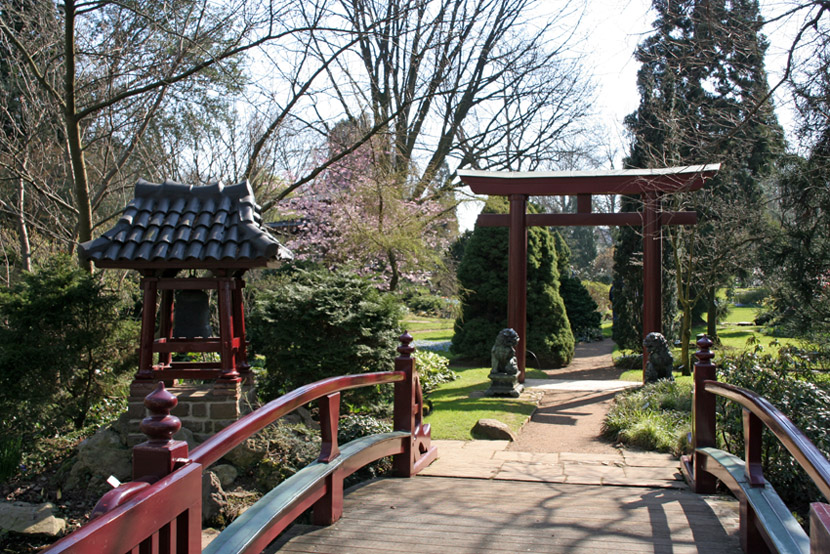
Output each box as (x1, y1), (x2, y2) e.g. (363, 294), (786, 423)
(717, 346), (830, 517)
(583, 280), (611, 318)
(613, 353), (643, 370)
(400, 286), (458, 319)
(732, 287), (770, 307)
(0, 256), (137, 445)
(761, 150), (830, 336)
(248, 264), (404, 406)
(552, 231), (602, 341)
(452, 198), (574, 367)
(602, 380), (693, 456)
(277, 130), (456, 291)
(413, 350), (458, 411)
(621, 0), (785, 368)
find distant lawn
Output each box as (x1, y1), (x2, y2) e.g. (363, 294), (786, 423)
(425, 365), (538, 440)
(411, 328), (453, 341)
(403, 315), (454, 332)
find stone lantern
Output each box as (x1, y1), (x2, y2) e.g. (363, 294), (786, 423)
(80, 179), (292, 441)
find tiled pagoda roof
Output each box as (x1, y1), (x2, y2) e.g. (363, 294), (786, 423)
(80, 179), (292, 269)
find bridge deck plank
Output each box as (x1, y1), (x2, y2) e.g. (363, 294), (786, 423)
(268, 476), (741, 553)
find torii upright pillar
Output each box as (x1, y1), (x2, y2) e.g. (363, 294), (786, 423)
(459, 165), (720, 383)
(508, 195), (528, 375)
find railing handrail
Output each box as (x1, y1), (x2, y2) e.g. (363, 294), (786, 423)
(703, 379), (830, 501)
(190, 370), (405, 468)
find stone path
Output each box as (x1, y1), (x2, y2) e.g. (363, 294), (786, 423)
(420, 440), (687, 488)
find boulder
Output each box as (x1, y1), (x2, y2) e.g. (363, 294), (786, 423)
(65, 427), (132, 493)
(222, 438), (267, 470)
(202, 471), (229, 526)
(472, 419), (517, 441)
(211, 464), (238, 488)
(0, 501), (66, 536)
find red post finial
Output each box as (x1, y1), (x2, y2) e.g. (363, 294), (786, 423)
(140, 382), (181, 444)
(397, 331), (414, 358)
(695, 334), (715, 367)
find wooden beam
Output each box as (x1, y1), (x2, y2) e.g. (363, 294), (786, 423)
(508, 195), (528, 382)
(459, 164), (720, 196)
(476, 211), (697, 227)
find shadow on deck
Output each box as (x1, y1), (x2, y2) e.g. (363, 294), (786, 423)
(269, 474), (740, 553)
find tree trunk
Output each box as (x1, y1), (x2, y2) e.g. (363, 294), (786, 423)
(387, 249), (399, 292)
(706, 287), (718, 343)
(63, 0), (93, 272)
(16, 175), (31, 272)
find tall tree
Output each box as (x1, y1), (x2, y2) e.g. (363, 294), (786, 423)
(615, 0), (785, 369)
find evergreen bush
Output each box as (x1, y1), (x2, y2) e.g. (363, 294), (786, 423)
(248, 264), (404, 405)
(552, 232), (602, 342)
(0, 256), (137, 447)
(451, 198), (574, 366)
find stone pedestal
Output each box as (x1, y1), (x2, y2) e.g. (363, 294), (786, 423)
(128, 377), (257, 444)
(486, 371), (524, 398)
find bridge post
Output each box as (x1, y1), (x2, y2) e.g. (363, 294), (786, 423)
(811, 503), (830, 554)
(132, 382), (189, 482)
(692, 334), (717, 493)
(313, 392), (344, 525)
(393, 332), (438, 476)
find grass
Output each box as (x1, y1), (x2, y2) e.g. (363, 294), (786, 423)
(411, 328), (453, 341)
(403, 315), (454, 332)
(424, 364), (538, 439)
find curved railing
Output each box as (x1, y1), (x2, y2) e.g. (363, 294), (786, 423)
(683, 334), (830, 554)
(703, 380), (830, 500)
(42, 333), (437, 554)
(190, 371), (404, 468)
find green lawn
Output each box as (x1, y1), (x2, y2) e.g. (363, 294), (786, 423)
(403, 315), (454, 332)
(424, 365), (538, 439)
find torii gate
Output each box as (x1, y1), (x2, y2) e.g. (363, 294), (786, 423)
(458, 164), (720, 382)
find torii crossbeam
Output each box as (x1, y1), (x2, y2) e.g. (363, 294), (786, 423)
(458, 164), (720, 382)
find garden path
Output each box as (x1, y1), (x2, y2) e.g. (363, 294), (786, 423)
(512, 338), (638, 454)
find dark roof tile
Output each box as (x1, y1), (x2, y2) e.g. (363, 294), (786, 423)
(79, 179), (292, 268)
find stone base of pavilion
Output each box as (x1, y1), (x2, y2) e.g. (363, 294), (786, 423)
(127, 377), (257, 444)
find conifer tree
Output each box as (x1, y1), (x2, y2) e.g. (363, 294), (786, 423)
(614, 0), (785, 367)
(452, 198), (574, 367)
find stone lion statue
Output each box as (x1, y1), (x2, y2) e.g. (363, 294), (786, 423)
(643, 332), (673, 383)
(491, 328), (520, 376)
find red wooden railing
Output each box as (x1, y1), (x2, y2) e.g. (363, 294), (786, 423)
(682, 334), (830, 554)
(42, 332), (437, 554)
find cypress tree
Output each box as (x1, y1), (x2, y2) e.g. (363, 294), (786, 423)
(452, 198), (574, 367)
(615, 0), (784, 362)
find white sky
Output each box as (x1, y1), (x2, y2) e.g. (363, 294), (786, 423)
(456, 0), (801, 231)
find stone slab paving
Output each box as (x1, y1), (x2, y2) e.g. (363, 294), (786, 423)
(419, 439), (688, 488)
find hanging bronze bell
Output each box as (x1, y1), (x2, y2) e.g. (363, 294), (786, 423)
(173, 290), (213, 339)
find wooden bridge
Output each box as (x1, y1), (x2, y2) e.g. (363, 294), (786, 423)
(40, 335), (830, 554)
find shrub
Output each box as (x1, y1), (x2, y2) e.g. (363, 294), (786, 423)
(399, 286), (458, 318)
(248, 264), (404, 406)
(414, 350), (458, 396)
(613, 353), (643, 369)
(0, 256), (138, 446)
(452, 198), (574, 367)
(602, 380), (692, 456)
(717, 348), (830, 517)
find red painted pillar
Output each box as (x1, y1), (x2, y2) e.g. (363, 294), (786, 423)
(642, 192), (662, 378)
(137, 277), (158, 380)
(508, 194), (528, 382)
(693, 334), (717, 493)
